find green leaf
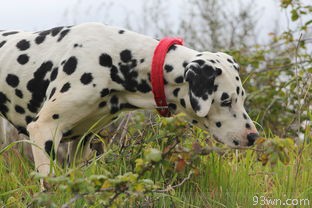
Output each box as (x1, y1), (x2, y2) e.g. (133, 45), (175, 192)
(305, 20), (312, 26)
(280, 0), (292, 8)
(144, 148), (162, 162)
(291, 9), (299, 21)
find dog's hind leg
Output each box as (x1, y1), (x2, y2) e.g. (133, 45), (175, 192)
(68, 133), (95, 166)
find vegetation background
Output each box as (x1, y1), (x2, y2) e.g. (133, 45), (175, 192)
(0, 0), (311, 207)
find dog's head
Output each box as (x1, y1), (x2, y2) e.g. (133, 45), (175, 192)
(184, 52), (258, 147)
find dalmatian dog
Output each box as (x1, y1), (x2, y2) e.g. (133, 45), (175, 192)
(0, 22), (258, 188)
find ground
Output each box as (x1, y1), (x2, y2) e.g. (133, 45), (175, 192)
(0, 112), (311, 207)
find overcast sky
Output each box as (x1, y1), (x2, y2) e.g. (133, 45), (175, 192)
(0, 0), (295, 43)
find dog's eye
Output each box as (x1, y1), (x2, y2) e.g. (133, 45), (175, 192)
(221, 100), (232, 107)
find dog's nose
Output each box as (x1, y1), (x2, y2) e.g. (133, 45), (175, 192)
(247, 133), (259, 146)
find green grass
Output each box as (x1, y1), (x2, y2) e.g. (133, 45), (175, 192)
(0, 113), (311, 207)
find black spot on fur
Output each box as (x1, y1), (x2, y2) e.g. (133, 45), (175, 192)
(164, 64), (174, 73)
(45, 140), (55, 159)
(57, 29), (70, 42)
(100, 88), (110, 97)
(110, 101), (137, 113)
(245, 123), (251, 129)
(120, 50), (132, 62)
(51, 26), (64, 37)
(2, 31), (19, 36)
(221, 92), (229, 101)
(180, 99), (186, 108)
(241, 90), (245, 96)
(175, 76), (184, 83)
(49, 87), (56, 99)
(209, 59), (216, 64)
(35, 35), (46, 44)
(99, 101), (107, 108)
(60, 82), (71, 93)
(243, 113), (248, 120)
(233, 65), (239, 71)
(118, 30), (125, 34)
(99, 53), (113, 67)
(221, 100), (232, 107)
(227, 58), (233, 64)
(182, 61), (188, 68)
(196, 54), (203, 57)
(214, 85), (218, 92)
(26, 61), (53, 113)
(16, 126), (28, 136)
(17, 54), (29, 65)
(15, 105), (25, 114)
(15, 89), (23, 98)
(0, 40), (7, 48)
(63, 56), (77, 75)
(163, 79), (168, 85)
(110, 95), (119, 114)
(50, 67), (58, 81)
(80, 73), (93, 85)
(215, 68), (222, 76)
(140, 58), (145, 63)
(137, 80), (151, 93)
(236, 87), (240, 95)
(16, 39), (30, 51)
(25, 116), (33, 124)
(0, 92), (9, 117)
(167, 45), (177, 52)
(173, 88), (180, 97)
(235, 76), (239, 81)
(0, 92), (9, 103)
(6, 74), (19, 88)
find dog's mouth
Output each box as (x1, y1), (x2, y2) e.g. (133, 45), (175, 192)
(213, 135), (249, 149)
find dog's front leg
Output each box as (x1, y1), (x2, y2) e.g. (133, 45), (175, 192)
(27, 121), (62, 191)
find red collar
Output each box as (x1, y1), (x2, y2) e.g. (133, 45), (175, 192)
(151, 37), (184, 117)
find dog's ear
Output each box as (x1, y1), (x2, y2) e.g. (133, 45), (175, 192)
(184, 60), (218, 117)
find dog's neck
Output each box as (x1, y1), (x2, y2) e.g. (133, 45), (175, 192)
(121, 44), (198, 116)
